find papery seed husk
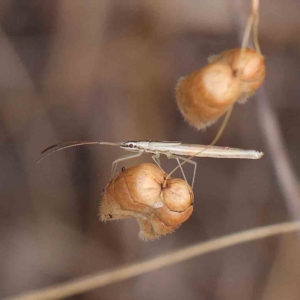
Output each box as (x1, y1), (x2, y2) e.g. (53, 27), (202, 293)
(99, 163), (194, 240)
(176, 63), (240, 130)
(120, 164), (164, 208)
(162, 178), (194, 212)
(137, 216), (179, 241)
(176, 47), (265, 130)
(114, 175), (148, 212)
(153, 205), (193, 226)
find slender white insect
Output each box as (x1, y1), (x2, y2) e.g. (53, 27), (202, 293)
(38, 140), (263, 187)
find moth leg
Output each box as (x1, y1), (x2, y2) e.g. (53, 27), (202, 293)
(166, 152), (197, 188)
(111, 151), (143, 179)
(151, 152), (165, 172)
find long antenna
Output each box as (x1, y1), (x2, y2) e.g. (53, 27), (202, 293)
(37, 141), (122, 164)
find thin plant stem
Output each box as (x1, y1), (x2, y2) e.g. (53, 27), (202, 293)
(5, 221), (300, 300)
(229, 0), (300, 219)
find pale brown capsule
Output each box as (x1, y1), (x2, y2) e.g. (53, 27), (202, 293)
(100, 163), (194, 240)
(176, 48), (265, 130)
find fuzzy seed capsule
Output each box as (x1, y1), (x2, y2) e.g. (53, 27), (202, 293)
(176, 48), (265, 130)
(100, 163), (194, 240)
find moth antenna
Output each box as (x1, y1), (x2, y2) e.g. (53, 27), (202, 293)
(41, 141), (87, 154)
(41, 143), (59, 154)
(37, 141), (122, 164)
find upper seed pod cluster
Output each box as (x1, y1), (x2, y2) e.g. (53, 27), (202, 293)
(176, 48), (265, 130)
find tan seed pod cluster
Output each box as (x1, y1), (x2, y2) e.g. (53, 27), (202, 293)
(100, 163), (194, 240)
(176, 48), (266, 130)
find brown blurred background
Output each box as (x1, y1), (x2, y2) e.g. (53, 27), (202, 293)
(1, 0), (300, 299)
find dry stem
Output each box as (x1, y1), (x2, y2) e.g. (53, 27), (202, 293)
(5, 221), (300, 300)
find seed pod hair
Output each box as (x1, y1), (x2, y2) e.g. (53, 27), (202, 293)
(100, 163), (194, 240)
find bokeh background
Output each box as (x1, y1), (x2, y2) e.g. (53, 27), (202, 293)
(1, 0), (300, 299)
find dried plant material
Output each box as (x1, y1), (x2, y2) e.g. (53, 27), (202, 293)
(100, 163), (194, 240)
(7, 222), (300, 300)
(176, 47), (265, 130)
(176, 0), (264, 134)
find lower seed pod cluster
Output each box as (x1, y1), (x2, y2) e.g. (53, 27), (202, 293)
(100, 163), (194, 240)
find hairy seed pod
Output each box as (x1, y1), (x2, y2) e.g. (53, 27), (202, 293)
(100, 163), (194, 240)
(176, 48), (265, 130)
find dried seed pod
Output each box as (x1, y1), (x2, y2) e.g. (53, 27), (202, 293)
(100, 163), (194, 240)
(176, 48), (265, 130)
